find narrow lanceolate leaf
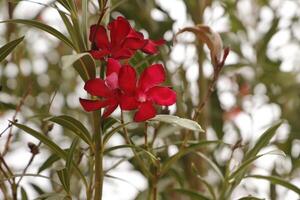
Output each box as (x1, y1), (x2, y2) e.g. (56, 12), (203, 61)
(150, 115), (204, 132)
(171, 189), (211, 200)
(62, 53), (96, 81)
(161, 140), (223, 175)
(56, 0), (73, 12)
(229, 121), (283, 192)
(0, 36), (24, 62)
(0, 102), (16, 111)
(66, 137), (79, 172)
(103, 122), (130, 145)
(21, 187), (28, 200)
(82, 0), (88, 46)
(244, 121), (282, 160)
(0, 19), (75, 49)
(245, 175), (300, 195)
(229, 150), (286, 181)
(48, 115), (93, 148)
(196, 152), (224, 181)
(13, 122), (88, 189)
(103, 117), (119, 133)
(238, 197), (264, 200)
(104, 144), (159, 164)
(38, 154), (60, 173)
(57, 168), (70, 192)
(61, 53), (88, 68)
(57, 9), (80, 51)
(13, 122), (66, 157)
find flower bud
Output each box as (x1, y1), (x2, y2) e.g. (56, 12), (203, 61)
(28, 142), (39, 155)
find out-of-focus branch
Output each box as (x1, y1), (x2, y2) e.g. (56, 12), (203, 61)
(193, 47), (230, 121)
(2, 84), (31, 156)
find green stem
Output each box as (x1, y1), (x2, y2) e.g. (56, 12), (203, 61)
(120, 111), (152, 178)
(144, 122), (148, 150)
(93, 112), (103, 200)
(148, 165), (159, 200)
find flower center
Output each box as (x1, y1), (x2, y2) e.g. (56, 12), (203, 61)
(137, 92), (147, 102)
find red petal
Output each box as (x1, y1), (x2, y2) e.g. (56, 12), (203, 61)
(134, 101), (156, 122)
(119, 65), (137, 94)
(138, 64), (165, 92)
(84, 78), (111, 97)
(106, 58), (121, 76)
(89, 25), (109, 49)
(90, 50), (110, 60)
(127, 29), (144, 39)
(108, 16), (131, 47)
(142, 39), (165, 54)
(147, 86), (176, 106)
(123, 38), (147, 50)
(102, 101), (118, 118)
(122, 29), (146, 49)
(105, 73), (119, 89)
(79, 98), (109, 112)
(112, 48), (134, 59)
(120, 95), (139, 110)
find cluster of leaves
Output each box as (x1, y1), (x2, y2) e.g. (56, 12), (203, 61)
(0, 0), (299, 200)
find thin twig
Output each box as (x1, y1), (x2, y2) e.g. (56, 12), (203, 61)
(0, 124), (12, 137)
(193, 47), (230, 121)
(2, 84), (31, 156)
(16, 142), (41, 186)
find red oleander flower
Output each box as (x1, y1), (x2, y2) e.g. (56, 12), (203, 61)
(80, 59), (176, 121)
(89, 16), (165, 60)
(119, 64), (176, 122)
(79, 58), (122, 117)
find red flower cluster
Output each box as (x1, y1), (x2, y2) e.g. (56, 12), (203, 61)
(80, 17), (176, 122)
(89, 16), (165, 60)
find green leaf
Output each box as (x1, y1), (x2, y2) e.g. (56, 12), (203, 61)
(62, 53), (96, 81)
(150, 115), (204, 132)
(171, 188), (211, 200)
(47, 115), (93, 148)
(244, 121), (282, 160)
(0, 102), (16, 111)
(161, 140), (224, 175)
(0, 36), (24, 62)
(195, 152), (224, 181)
(103, 122), (131, 145)
(35, 192), (67, 200)
(38, 154), (60, 173)
(194, 174), (216, 200)
(21, 187), (28, 200)
(229, 150), (285, 181)
(30, 183), (45, 195)
(13, 122), (88, 189)
(13, 122), (66, 157)
(0, 173), (60, 186)
(238, 197), (264, 200)
(56, 0), (73, 12)
(82, 0), (88, 46)
(57, 9), (81, 51)
(103, 117), (119, 133)
(57, 168), (70, 192)
(66, 137), (79, 172)
(245, 175), (300, 195)
(1, 19), (75, 49)
(104, 144), (159, 164)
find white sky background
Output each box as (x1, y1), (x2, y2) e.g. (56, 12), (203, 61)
(0, 0), (300, 199)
